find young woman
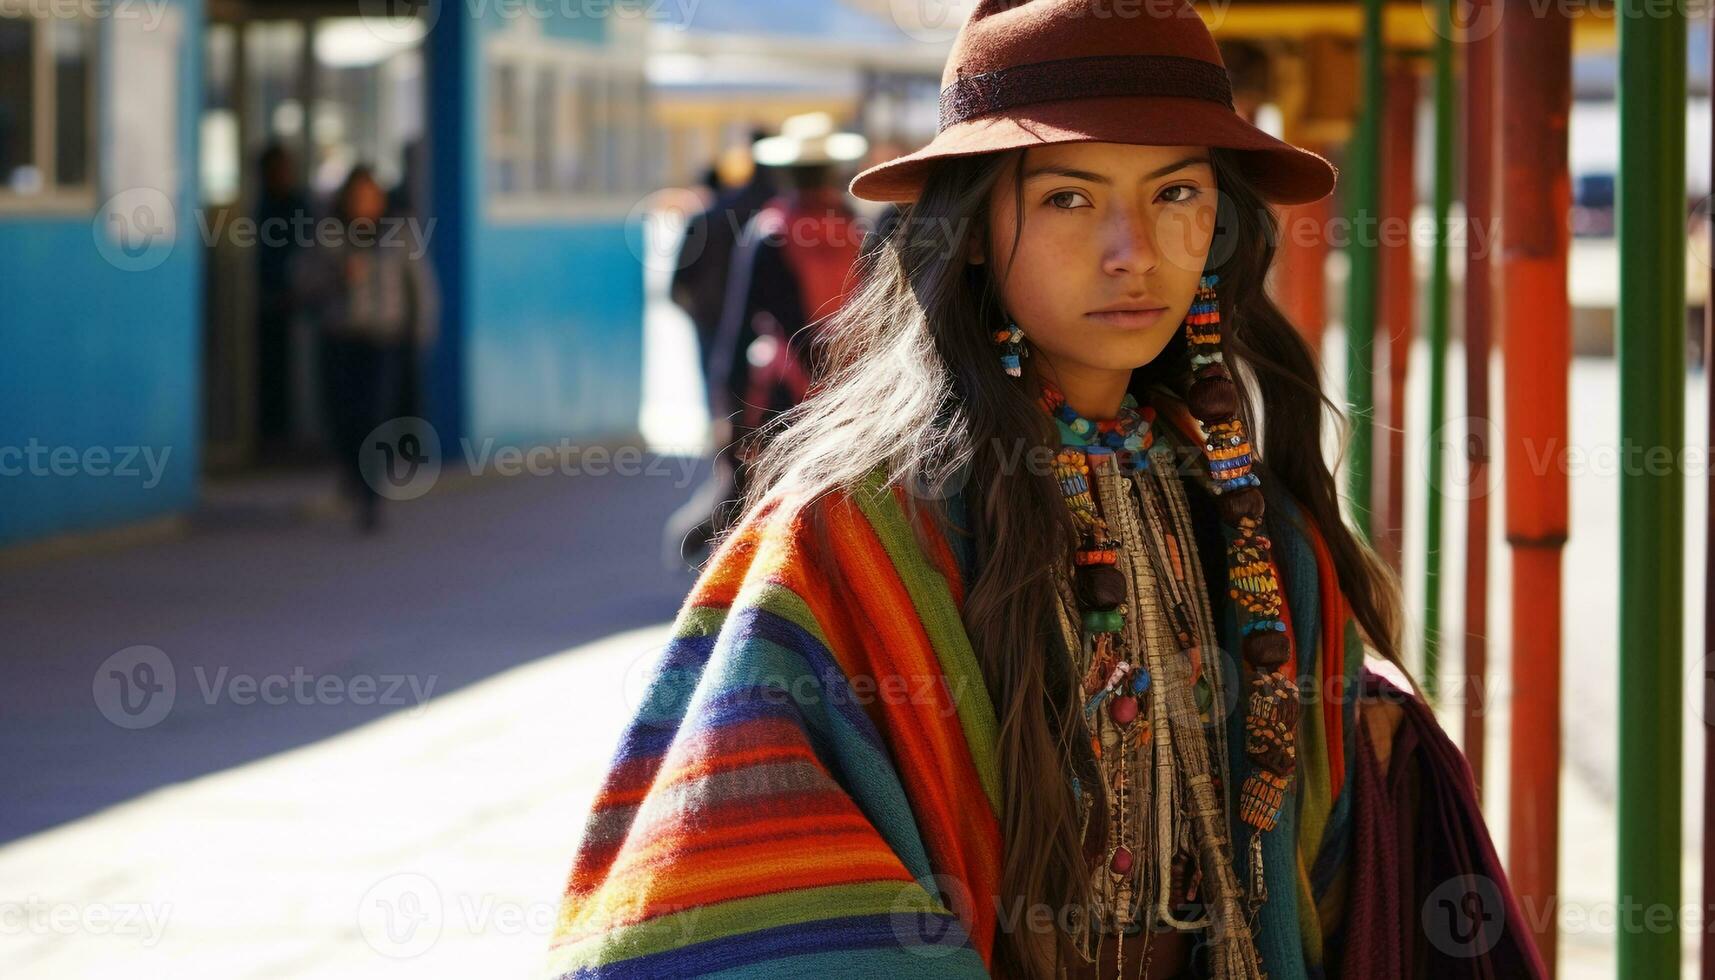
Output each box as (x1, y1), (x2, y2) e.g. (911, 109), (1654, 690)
(292, 163), (439, 532)
(547, 3), (1542, 978)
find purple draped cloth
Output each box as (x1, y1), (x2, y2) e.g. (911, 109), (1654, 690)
(1336, 665), (1549, 980)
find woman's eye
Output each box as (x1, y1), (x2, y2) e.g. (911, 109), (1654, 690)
(1047, 190), (1092, 210)
(1159, 184), (1202, 205)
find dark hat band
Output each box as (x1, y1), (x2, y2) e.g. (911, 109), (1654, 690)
(938, 54), (1234, 132)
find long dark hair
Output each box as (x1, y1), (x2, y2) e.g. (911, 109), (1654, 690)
(726, 145), (1408, 977)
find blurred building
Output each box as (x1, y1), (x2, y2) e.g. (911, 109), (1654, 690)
(0, 0), (653, 546)
(5, 1), (1711, 548)
(646, 0), (949, 188)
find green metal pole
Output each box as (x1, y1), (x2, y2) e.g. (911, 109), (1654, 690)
(1616, 7), (1686, 978)
(1422, 0), (1454, 704)
(1345, 0), (1384, 540)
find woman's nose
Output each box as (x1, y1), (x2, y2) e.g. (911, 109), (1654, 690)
(1101, 209), (1159, 277)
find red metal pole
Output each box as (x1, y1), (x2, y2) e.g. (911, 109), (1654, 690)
(1497, 6), (1572, 974)
(1274, 183), (1333, 360)
(1461, 0), (1497, 799)
(1379, 56), (1419, 576)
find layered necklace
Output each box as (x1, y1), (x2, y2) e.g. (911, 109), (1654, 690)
(1035, 273), (1297, 980)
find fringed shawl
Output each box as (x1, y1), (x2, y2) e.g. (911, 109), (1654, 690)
(545, 394), (1532, 977)
(1152, 393), (1365, 978)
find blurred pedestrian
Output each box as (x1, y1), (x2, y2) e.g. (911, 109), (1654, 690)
(663, 113), (868, 567)
(695, 163), (722, 207)
(255, 141), (308, 452)
(291, 163), (440, 533)
(669, 130), (775, 378)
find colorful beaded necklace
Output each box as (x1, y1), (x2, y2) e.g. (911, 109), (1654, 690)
(1033, 271), (1301, 958)
(1178, 273), (1299, 896)
(1040, 382), (1155, 470)
(1039, 376), (1259, 977)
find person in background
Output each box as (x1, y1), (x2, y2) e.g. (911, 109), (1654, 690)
(669, 129), (776, 377)
(695, 163), (722, 208)
(662, 112), (868, 567)
(255, 141), (309, 452)
(292, 163), (440, 533)
(661, 130), (776, 569)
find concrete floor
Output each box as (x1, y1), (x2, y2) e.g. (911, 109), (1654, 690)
(0, 453), (708, 844)
(0, 456), (713, 977)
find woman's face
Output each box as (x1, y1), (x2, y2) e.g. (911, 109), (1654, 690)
(347, 177), (386, 223)
(978, 141), (1218, 405)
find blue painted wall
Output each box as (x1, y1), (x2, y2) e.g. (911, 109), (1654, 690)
(0, 0), (203, 547)
(466, 222), (644, 446)
(430, 7), (645, 454)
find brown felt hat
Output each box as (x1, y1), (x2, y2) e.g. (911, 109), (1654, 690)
(849, 0), (1337, 206)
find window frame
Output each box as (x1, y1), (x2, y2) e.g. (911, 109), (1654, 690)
(0, 9), (98, 214)
(483, 32), (656, 222)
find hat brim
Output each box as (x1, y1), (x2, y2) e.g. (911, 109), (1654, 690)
(849, 95), (1336, 206)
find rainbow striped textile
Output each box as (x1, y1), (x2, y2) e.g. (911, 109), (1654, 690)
(546, 469), (1003, 978)
(547, 396), (1383, 978)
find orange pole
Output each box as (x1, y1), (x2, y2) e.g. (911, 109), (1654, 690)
(1274, 166), (1334, 358)
(1378, 56), (1419, 575)
(1498, 5), (1571, 975)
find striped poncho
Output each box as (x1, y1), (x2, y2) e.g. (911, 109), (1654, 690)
(545, 399), (1515, 978)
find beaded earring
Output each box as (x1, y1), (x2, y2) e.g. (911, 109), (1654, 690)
(1179, 270), (1299, 906)
(993, 320), (1027, 377)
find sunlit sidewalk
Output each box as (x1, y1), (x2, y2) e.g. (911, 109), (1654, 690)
(0, 622), (666, 979)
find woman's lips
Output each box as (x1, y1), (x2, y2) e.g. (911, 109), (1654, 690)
(1086, 307), (1169, 329)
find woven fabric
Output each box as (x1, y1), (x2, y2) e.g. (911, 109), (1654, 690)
(546, 469), (1003, 978)
(547, 390), (1523, 977)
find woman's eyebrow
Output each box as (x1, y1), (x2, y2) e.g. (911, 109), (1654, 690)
(1145, 154), (1213, 180)
(1021, 165), (1111, 184)
(1022, 155), (1213, 185)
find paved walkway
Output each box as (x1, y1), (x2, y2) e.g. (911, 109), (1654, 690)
(0, 612), (666, 977)
(0, 455), (712, 977)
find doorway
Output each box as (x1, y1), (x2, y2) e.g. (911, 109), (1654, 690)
(199, 3), (428, 473)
